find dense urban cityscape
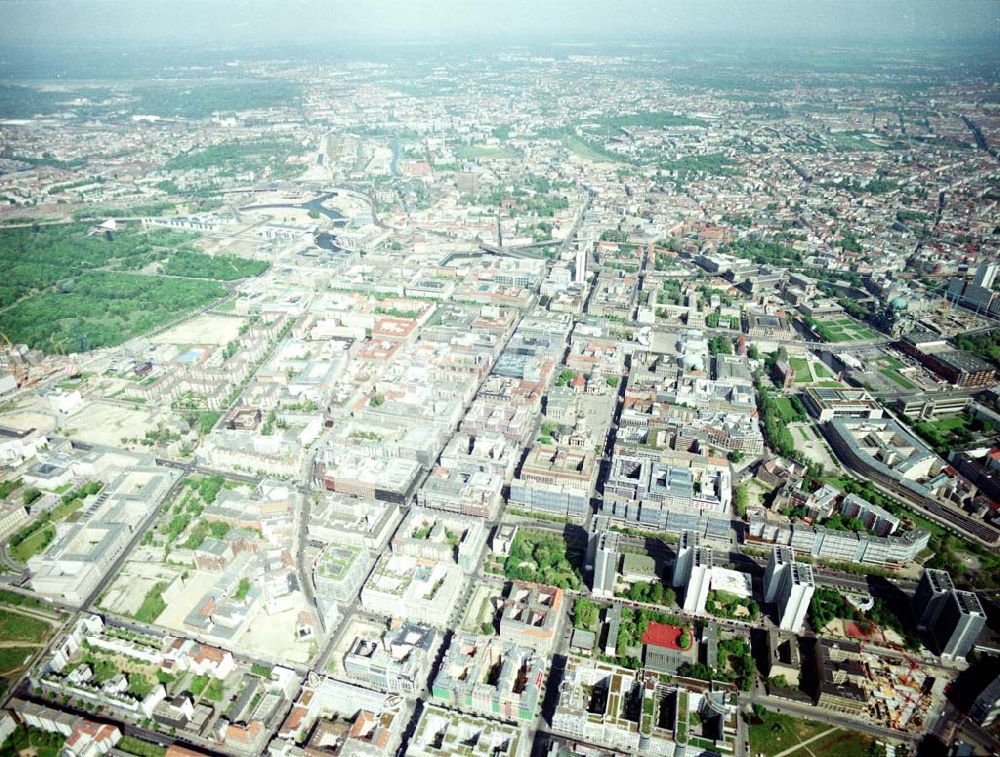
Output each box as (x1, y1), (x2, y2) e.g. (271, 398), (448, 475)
(0, 3), (999, 756)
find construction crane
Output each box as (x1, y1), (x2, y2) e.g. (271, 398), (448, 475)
(890, 652), (923, 730)
(0, 332), (27, 385)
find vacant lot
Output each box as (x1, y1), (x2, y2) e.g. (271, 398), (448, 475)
(152, 313), (246, 346)
(62, 401), (160, 447)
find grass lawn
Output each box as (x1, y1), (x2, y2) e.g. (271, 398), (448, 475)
(933, 416), (971, 432)
(816, 380), (845, 388)
(795, 728), (874, 757)
(10, 523), (55, 563)
(2, 272), (226, 354)
(0, 609), (51, 643)
(883, 355), (904, 370)
(747, 707), (831, 756)
(797, 427), (811, 441)
(788, 357), (811, 382)
(814, 318), (879, 343)
(880, 367), (916, 390)
(454, 145), (517, 160)
(0, 645), (36, 676)
(772, 397), (799, 423)
(813, 363), (834, 379)
(133, 582), (167, 624)
(562, 133), (624, 163)
(828, 130), (888, 152)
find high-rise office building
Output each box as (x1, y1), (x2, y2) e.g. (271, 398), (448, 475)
(682, 546), (713, 614)
(971, 675), (1000, 727)
(673, 530), (700, 588)
(933, 590), (986, 661)
(588, 517), (620, 598)
(914, 568), (955, 632)
(575, 245), (588, 285)
(764, 545), (793, 604)
(777, 562), (815, 633)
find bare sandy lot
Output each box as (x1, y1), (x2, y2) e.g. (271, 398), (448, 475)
(0, 403), (58, 435)
(242, 206), (317, 226)
(236, 600), (316, 665)
(60, 400), (160, 446)
(100, 558), (182, 617)
(151, 313), (245, 346)
(201, 235), (268, 259)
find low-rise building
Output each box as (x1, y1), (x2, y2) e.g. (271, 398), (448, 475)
(360, 553), (466, 627)
(407, 704), (528, 757)
(508, 445), (598, 520)
(343, 621), (438, 695)
(803, 387), (884, 423)
(390, 508), (487, 572)
(431, 634), (545, 723)
(498, 581), (563, 654)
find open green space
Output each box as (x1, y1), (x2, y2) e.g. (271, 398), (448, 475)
(788, 357), (811, 382)
(788, 357), (812, 384)
(0, 479), (22, 499)
(3, 272), (226, 353)
(827, 130), (889, 152)
(0, 646), (36, 676)
(503, 529), (583, 589)
(587, 111), (707, 132)
(810, 317), (880, 343)
(8, 481), (103, 562)
(9, 523), (55, 563)
(572, 598), (601, 633)
(747, 705), (831, 756)
(659, 152), (737, 180)
(0, 80), (301, 123)
(809, 585), (918, 647)
(562, 133), (625, 163)
(133, 582), (167, 624)
(454, 145), (517, 160)
(756, 380), (808, 461)
(0, 609), (51, 643)
(0, 724), (65, 757)
(182, 519), (231, 550)
(162, 250), (269, 280)
(955, 330), (1000, 371)
(705, 590), (760, 621)
(880, 367), (916, 390)
(770, 397), (806, 424)
(0, 224), (269, 352)
(165, 138), (305, 179)
(797, 728), (875, 757)
(912, 412), (994, 457)
(117, 735), (167, 757)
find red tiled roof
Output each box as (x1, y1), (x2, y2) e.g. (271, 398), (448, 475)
(642, 621), (689, 651)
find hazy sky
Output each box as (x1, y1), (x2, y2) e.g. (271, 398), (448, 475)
(1, 0), (998, 47)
